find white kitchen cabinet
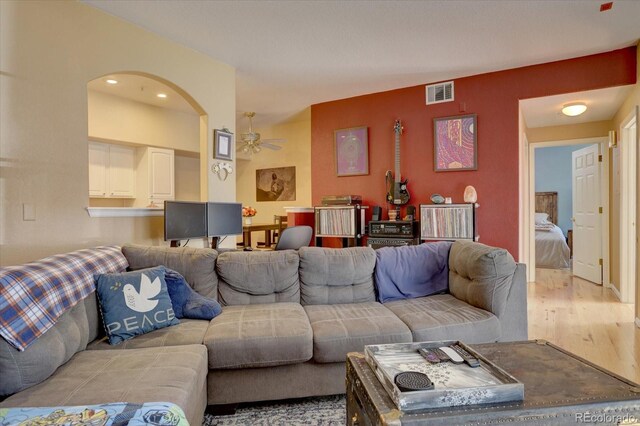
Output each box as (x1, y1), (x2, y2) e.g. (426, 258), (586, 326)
(88, 142), (135, 198)
(134, 147), (175, 207)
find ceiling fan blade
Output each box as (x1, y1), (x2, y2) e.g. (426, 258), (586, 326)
(261, 143), (282, 150)
(261, 138), (286, 144)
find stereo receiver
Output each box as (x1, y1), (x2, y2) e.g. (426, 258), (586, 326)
(369, 220), (418, 238)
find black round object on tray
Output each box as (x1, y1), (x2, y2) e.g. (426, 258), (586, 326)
(394, 371), (434, 392)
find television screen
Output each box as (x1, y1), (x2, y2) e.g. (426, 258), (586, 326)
(164, 201), (208, 241)
(207, 202), (242, 236)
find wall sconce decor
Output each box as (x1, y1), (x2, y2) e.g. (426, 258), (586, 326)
(212, 162), (233, 181)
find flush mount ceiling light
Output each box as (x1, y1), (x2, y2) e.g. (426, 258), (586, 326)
(561, 102), (587, 117)
(105, 79), (118, 85)
(157, 93), (167, 98)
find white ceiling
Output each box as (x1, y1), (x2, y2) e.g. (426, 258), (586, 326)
(87, 74), (196, 114)
(83, 0), (640, 129)
(520, 85), (635, 128)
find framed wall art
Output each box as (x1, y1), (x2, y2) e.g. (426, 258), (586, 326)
(335, 126), (369, 176)
(256, 166), (296, 202)
(214, 128), (233, 161)
(433, 114), (477, 171)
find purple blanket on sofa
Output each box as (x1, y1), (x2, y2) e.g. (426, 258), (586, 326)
(374, 242), (453, 303)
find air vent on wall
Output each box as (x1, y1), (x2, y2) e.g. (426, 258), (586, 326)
(426, 81), (454, 105)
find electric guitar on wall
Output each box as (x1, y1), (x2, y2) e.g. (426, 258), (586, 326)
(386, 120), (410, 205)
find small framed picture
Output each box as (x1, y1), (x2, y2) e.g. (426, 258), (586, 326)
(214, 128), (233, 161)
(434, 114), (477, 172)
(335, 126), (369, 176)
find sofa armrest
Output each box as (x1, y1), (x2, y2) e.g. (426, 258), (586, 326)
(448, 241), (516, 318)
(499, 263), (528, 341)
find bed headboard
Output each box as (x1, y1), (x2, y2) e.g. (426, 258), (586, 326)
(535, 191), (558, 225)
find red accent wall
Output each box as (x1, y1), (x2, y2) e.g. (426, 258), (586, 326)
(311, 47), (637, 257)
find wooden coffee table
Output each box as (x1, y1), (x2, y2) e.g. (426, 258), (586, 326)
(347, 340), (640, 425)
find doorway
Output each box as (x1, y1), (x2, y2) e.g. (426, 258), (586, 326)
(527, 137), (609, 284)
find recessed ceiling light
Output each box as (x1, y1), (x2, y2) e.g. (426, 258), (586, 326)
(105, 79), (118, 85)
(561, 102), (587, 117)
(157, 93), (167, 99)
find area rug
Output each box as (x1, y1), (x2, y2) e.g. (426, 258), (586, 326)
(203, 394), (346, 425)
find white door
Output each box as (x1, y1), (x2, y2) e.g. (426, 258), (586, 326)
(620, 112), (637, 303)
(572, 144), (602, 284)
(88, 142), (108, 197)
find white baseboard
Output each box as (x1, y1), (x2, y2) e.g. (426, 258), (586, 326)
(608, 282), (622, 301)
(635, 318), (640, 328)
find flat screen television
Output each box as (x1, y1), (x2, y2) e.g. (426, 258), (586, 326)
(164, 201), (208, 241)
(207, 202), (242, 237)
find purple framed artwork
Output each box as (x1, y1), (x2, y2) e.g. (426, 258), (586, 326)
(335, 126), (369, 176)
(434, 114), (477, 171)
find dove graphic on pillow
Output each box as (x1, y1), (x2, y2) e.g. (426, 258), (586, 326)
(122, 273), (161, 313)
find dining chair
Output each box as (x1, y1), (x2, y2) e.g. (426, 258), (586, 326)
(274, 226), (313, 251)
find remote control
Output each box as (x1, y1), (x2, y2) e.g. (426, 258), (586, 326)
(451, 344), (481, 368)
(418, 348), (440, 364)
(433, 348), (451, 362)
(438, 346), (464, 364)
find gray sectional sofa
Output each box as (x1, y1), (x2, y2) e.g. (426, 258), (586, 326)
(0, 241), (527, 425)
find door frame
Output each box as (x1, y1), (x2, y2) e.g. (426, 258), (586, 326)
(619, 106), (638, 304)
(524, 137), (609, 284)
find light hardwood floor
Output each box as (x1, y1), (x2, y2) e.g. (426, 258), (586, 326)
(528, 268), (640, 383)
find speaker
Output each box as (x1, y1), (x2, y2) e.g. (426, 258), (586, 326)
(406, 205), (416, 217)
(372, 206), (382, 221)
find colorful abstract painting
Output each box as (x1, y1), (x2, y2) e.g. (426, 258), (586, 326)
(434, 114), (477, 171)
(335, 126), (369, 176)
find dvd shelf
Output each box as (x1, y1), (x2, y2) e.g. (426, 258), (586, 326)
(314, 205), (368, 247)
(420, 203), (477, 241)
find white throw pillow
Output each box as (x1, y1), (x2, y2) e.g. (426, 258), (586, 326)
(535, 212), (550, 224)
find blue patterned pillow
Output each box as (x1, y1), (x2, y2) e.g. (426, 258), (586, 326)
(96, 266), (179, 345)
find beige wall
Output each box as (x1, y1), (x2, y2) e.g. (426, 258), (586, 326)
(236, 109), (312, 246)
(527, 121), (612, 143)
(88, 90), (200, 153)
(0, 0), (236, 266)
(610, 42), (640, 316)
(88, 90), (201, 205)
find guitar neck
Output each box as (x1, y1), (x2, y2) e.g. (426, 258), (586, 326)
(395, 131), (401, 183)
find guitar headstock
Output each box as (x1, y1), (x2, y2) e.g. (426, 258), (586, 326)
(394, 120), (403, 135)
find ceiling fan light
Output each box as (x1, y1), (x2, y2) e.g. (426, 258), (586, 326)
(561, 102), (587, 117)
(253, 145), (261, 153)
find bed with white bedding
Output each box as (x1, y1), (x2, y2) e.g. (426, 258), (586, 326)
(535, 192), (571, 269)
(535, 222), (571, 269)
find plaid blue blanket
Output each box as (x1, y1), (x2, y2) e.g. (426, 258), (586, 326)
(0, 246), (128, 351)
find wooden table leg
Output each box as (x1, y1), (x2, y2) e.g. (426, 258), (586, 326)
(265, 230), (272, 247)
(244, 231), (252, 248)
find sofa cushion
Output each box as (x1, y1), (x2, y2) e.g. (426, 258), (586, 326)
(374, 242), (452, 303)
(204, 303), (312, 369)
(384, 294), (501, 343)
(448, 241), (517, 317)
(304, 302), (412, 363)
(96, 266), (179, 345)
(299, 247), (376, 305)
(86, 319), (209, 350)
(0, 300), (91, 397)
(0, 344), (208, 426)
(165, 268), (222, 320)
(216, 251), (300, 306)
(122, 244), (218, 299)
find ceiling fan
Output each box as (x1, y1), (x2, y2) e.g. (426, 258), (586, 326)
(237, 112), (286, 154)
